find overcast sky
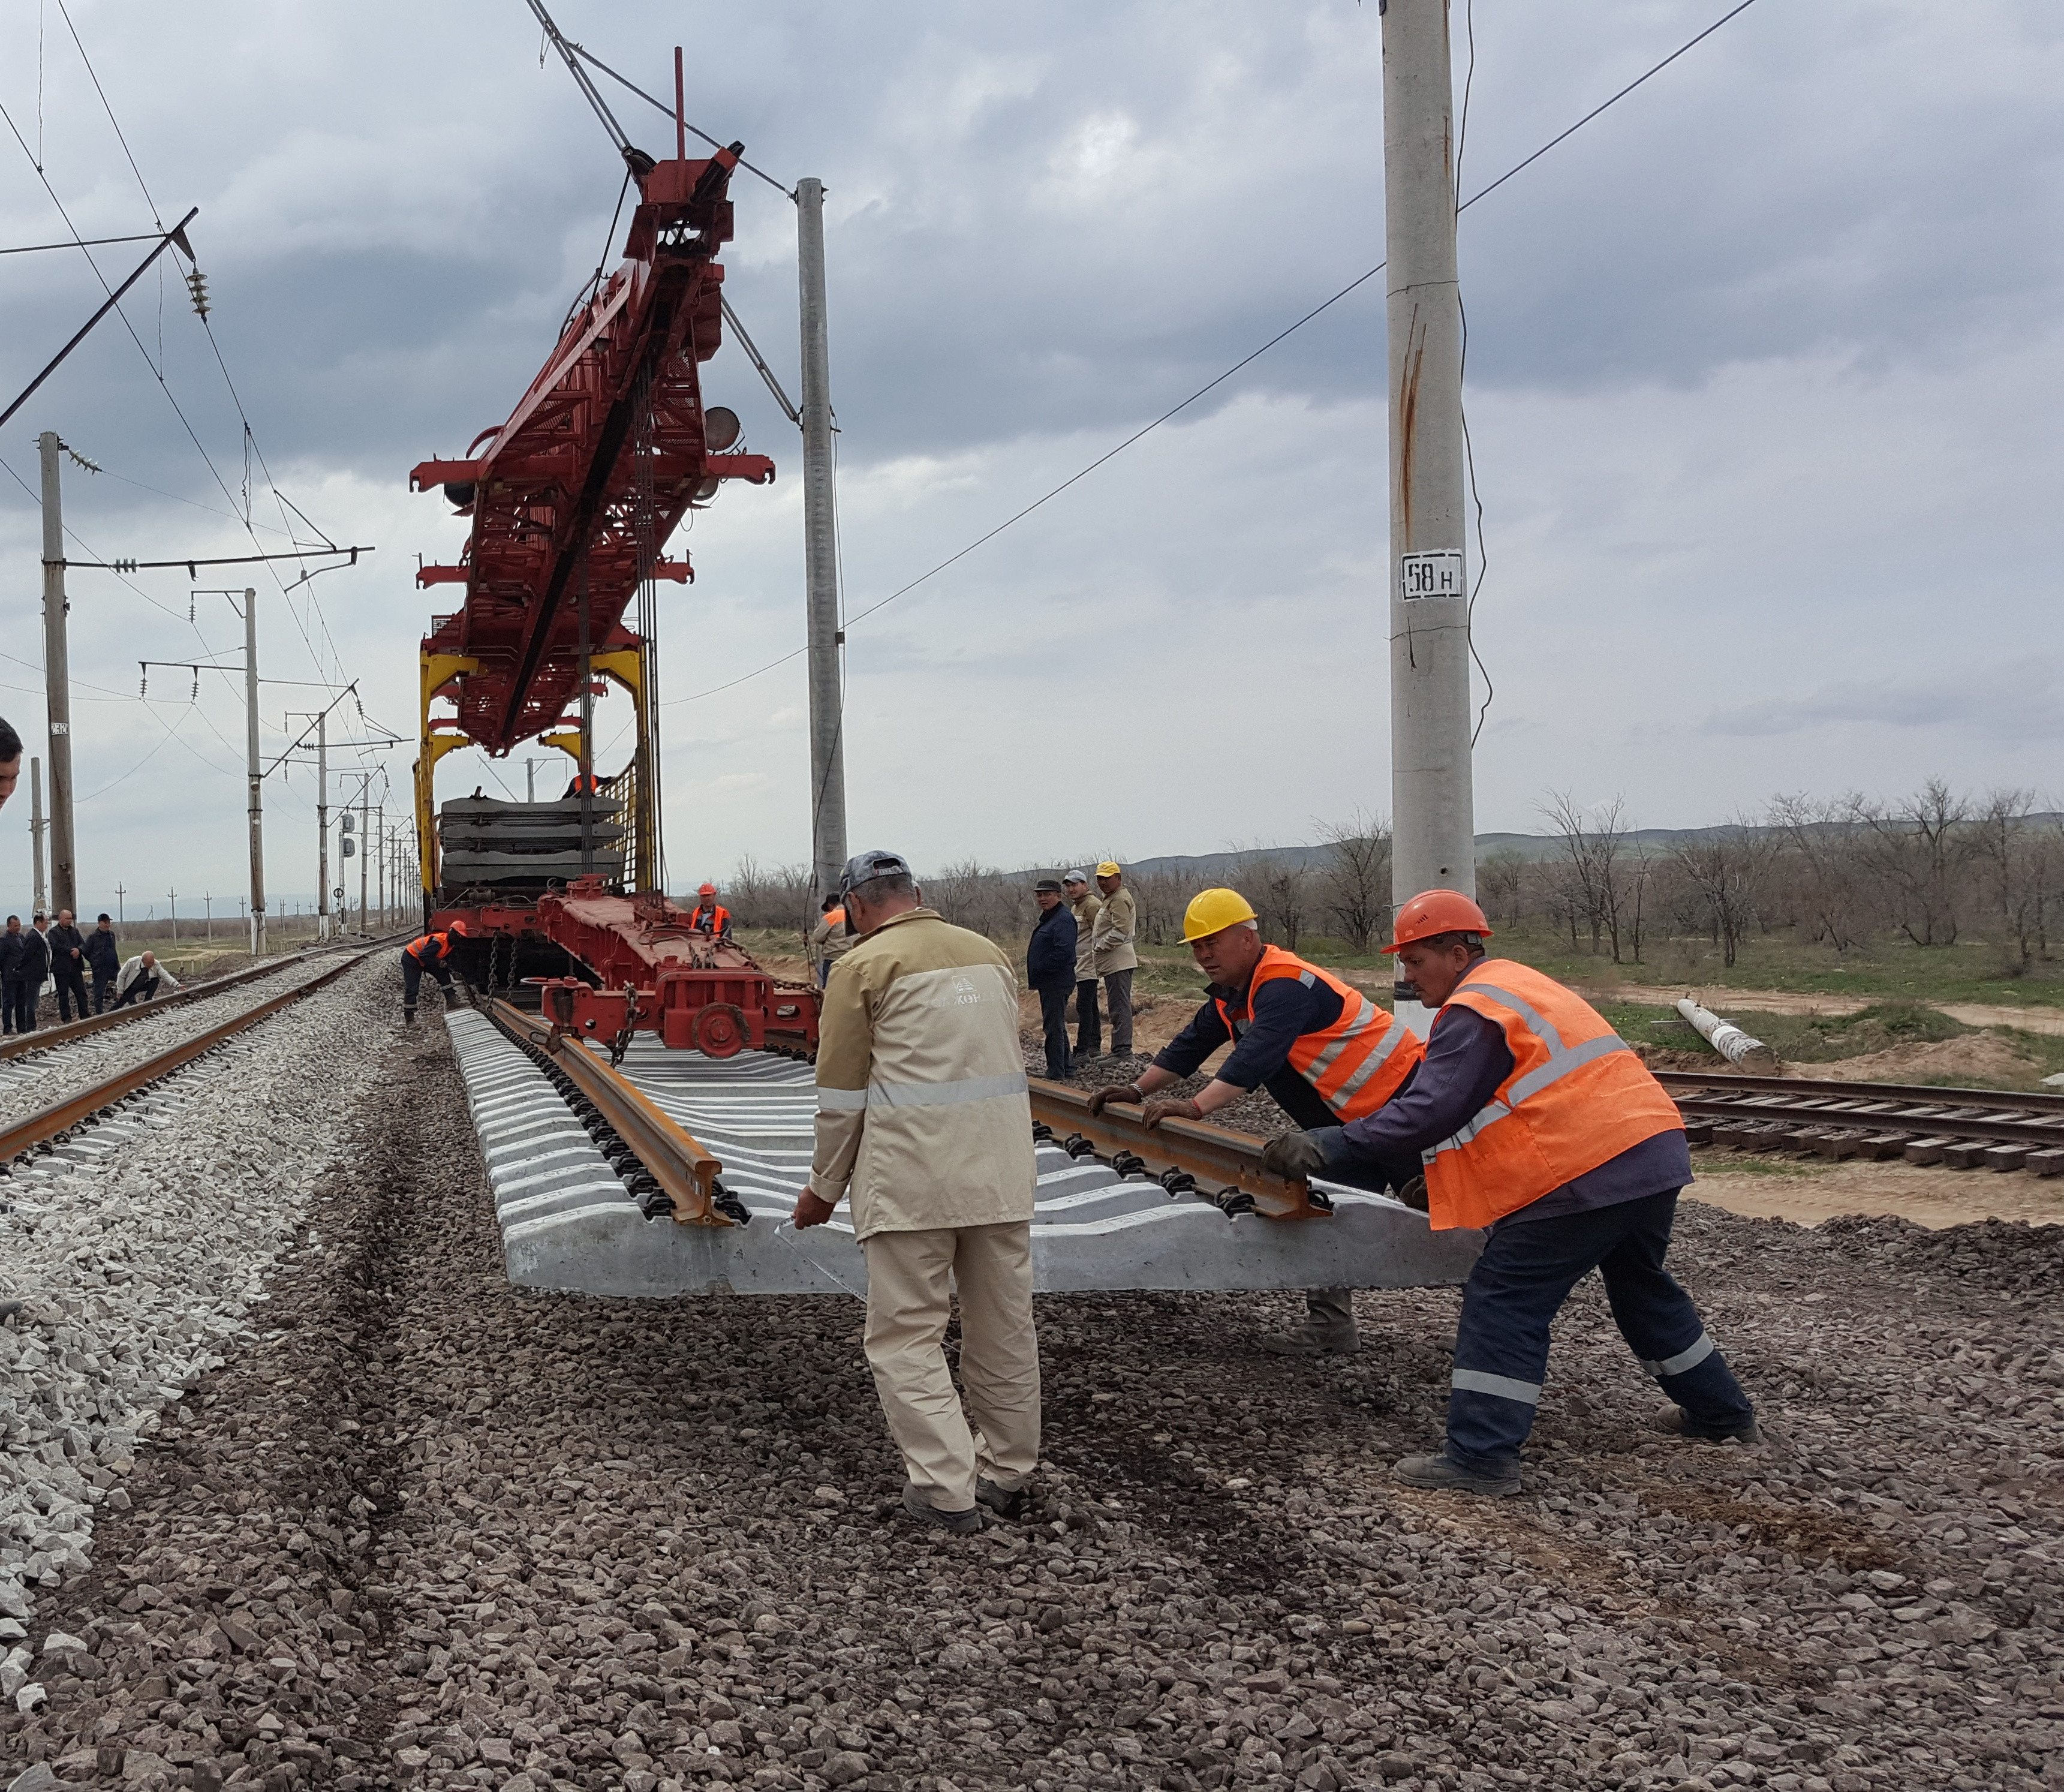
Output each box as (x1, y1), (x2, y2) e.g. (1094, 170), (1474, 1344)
(1, 0), (2058, 917)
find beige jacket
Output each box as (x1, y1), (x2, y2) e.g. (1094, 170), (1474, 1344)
(808, 909), (857, 970)
(810, 907), (1036, 1240)
(1090, 883), (1138, 975)
(1068, 892), (1101, 982)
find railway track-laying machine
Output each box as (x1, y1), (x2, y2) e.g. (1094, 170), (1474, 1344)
(412, 41), (1482, 1298)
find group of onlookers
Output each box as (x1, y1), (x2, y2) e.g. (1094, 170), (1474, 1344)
(0, 908), (180, 1032)
(1025, 863), (1136, 1080)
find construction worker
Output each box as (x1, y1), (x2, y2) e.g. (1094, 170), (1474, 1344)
(1263, 890), (1757, 1496)
(1093, 888), (1425, 1355)
(401, 919), (468, 1022)
(793, 849), (1040, 1534)
(112, 951), (182, 1008)
(564, 772), (603, 798)
(1088, 861), (1138, 1059)
(1062, 871), (1102, 1060)
(808, 892), (855, 987)
(687, 883), (733, 940)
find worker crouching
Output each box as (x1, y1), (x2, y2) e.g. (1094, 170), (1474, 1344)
(792, 850), (1040, 1535)
(1268, 891), (1756, 1496)
(401, 919), (469, 1023)
(1093, 889), (1425, 1355)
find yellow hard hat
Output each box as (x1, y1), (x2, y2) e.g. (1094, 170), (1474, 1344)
(1096, 861), (1121, 877)
(1182, 887), (1258, 942)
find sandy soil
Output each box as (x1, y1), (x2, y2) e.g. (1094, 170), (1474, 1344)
(1687, 1152), (2064, 1230)
(1579, 979), (2064, 1037)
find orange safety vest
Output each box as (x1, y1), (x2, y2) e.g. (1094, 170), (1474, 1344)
(1212, 945), (1422, 1123)
(690, 903), (732, 934)
(825, 906), (846, 932)
(568, 774), (602, 795)
(1421, 958), (1685, 1232)
(405, 931), (450, 963)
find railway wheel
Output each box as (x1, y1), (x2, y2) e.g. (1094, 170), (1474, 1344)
(694, 1002), (748, 1059)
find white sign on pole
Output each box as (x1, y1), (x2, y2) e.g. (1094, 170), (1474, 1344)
(1399, 549), (1465, 602)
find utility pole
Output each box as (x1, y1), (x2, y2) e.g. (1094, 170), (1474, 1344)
(29, 757), (47, 916)
(1383, 0), (1475, 1036)
(239, 588), (267, 956)
(204, 892), (212, 943)
(796, 178), (847, 903)
(525, 757), (536, 802)
(115, 880), (124, 925)
(359, 778), (371, 936)
(38, 434), (77, 916)
(375, 805), (386, 932)
(169, 888), (177, 944)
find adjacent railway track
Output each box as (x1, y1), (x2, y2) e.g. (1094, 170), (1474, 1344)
(0, 947), (378, 1165)
(1656, 1069), (2064, 1175)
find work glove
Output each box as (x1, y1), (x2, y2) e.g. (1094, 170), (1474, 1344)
(1259, 1130), (1330, 1181)
(1087, 1084), (1142, 1119)
(1397, 1173), (1430, 1213)
(1141, 1096), (1202, 1130)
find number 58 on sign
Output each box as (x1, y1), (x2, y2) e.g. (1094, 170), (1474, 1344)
(1399, 549), (1464, 602)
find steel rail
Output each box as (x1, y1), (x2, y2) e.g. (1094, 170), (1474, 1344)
(1026, 1077), (1321, 1219)
(1672, 1092), (2064, 1151)
(0, 933), (412, 1062)
(1654, 1069), (2064, 1114)
(0, 951), (371, 1164)
(486, 998), (729, 1225)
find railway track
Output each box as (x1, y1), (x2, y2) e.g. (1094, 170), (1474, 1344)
(452, 999), (1482, 1298)
(1656, 1068), (2064, 1175)
(0, 942), (387, 1169)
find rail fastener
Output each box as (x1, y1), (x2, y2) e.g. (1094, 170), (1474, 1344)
(1025, 1077), (1323, 1220)
(486, 998), (732, 1226)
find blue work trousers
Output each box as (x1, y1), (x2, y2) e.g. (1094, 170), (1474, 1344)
(1446, 1188), (1753, 1475)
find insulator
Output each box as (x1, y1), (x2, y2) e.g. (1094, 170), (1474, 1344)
(139, 671), (148, 697)
(185, 267), (210, 321)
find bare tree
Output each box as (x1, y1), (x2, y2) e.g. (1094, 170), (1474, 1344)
(1239, 852), (1315, 952)
(1478, 849), (1529, 926)
(724, 856), (813, 934)
(1540, 791), (1633, 961)
(1666, 817), (1772, 969)
(1317, 810), (1392, 954)
(1846, 779), (1975, 947)
(1768, 794), (1869, 954)
(1975, 788), (2054, 969)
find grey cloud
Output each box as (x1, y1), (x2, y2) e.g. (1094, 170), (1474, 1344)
(1703, 671), (2064, 742)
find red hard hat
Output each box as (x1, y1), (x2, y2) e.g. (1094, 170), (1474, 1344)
(699, 882), (716, 897)
(1383, 889), (1493, 954)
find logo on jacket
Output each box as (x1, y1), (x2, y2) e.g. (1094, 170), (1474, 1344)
(952, 974), (979, 1005)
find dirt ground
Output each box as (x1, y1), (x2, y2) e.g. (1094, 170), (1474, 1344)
(1580, 981), (2064, 1039)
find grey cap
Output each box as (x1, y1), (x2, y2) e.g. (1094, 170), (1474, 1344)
(1062, 870), (1088, 884)
(839, 849), (913, 896)
(1034, 878), (1064, 894)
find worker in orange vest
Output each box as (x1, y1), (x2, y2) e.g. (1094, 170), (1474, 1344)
(564, 772), (603, 798)
(1093, 888), (1426, 1356)
(1262, 890), (1756, 1496)
(687, 883), (733, 940)
(402, 918), (470, 1023)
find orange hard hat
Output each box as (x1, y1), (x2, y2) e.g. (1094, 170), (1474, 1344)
(447, 917), (470, 937)
(698, 882), (716, 897)
(1383, 889), (1492, 954)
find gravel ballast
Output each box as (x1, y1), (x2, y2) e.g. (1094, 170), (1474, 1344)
(1, 1007), (2057, 1791)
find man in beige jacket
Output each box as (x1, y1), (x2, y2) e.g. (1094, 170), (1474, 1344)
(1063, 870), (1102, 1060)
(793, 849), (1041, 1534)
(1090, 861), (1139, 1059)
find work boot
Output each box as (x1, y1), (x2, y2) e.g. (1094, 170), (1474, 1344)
(443, 986), (461, 1012)
(901, 1483), (981, 1535)
(975, 1478), (1030, 1522)
(1393, 1451), (1523, 1498)
(1259, 1316), (1359, 1357)
(1651, 1404), (1761, 1445)
(402, 1006), (417, 1025)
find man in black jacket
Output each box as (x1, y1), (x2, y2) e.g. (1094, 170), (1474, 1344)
(85, 914), (121, 1013)
(0, 916), (29, 1035)
(14, 914), (50, 1033)
(1026, 879), (1078, 1081)
(49, 908), (90, 1023)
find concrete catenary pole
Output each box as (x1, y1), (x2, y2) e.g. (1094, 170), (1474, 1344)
(796, 179), (848, 902)
(359, 779), (371, 936)
(29, 757), (47, 916)
(316, 711), (330, 942)
(38, 434), (77, 917)
(242, 588), (266, 956)
(1383, 0), (1476, 1036)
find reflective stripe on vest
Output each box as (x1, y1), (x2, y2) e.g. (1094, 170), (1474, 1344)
(1420, 958), (1685, 1232)
(1213, 946), (1422, 1123)
(405, 932), (447, 962)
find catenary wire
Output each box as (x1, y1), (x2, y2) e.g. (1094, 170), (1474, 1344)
(664, 0), (1762, 710)
(565, 42), (793, 196)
